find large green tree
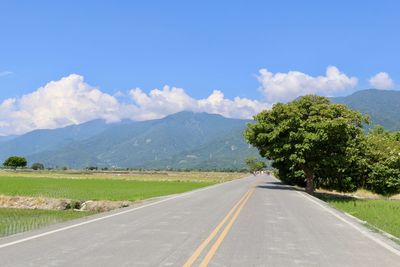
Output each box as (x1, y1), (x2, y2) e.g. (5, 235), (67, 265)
(3, 156), (27, 169)
(245, 95), (367, 194)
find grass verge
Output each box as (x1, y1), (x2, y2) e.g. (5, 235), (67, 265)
(0, 208), (94, 237)
(318, 195), (400, 239)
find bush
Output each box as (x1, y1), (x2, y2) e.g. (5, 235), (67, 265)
(367, 164), (400, 195)
(31, 163), (45, 170)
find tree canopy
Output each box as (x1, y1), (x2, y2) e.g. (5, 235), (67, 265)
(365, 126), (400, 195)
(245, 95), (368, 194)
(3, 156), (28, 169)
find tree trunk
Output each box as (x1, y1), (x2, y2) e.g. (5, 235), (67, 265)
(302, 165), (315, 194)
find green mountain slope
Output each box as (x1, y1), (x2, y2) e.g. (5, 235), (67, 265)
(0, 135), (18, 145)
(16, 112), (259, 169)
(141, 123), (258, 170)
(331, 89), (400, 131)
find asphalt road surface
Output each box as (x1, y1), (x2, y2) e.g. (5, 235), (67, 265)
(1, 174), (400, 266)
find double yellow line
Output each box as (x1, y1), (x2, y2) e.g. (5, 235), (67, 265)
(183, 187), (255, 267)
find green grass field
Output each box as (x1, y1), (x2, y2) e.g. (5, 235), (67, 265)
(0, 176), (214, 201)
(325, 198), (400, 239)
(0, 208), (94, 237)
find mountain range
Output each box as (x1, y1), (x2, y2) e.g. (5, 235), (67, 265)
(0, 112), (258, 170)
(0, 89), (399, 170)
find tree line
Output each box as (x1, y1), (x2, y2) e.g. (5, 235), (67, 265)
(1, 157), (250, 173)
(1, 156), (45, 170)
(245, 95), (400, 195)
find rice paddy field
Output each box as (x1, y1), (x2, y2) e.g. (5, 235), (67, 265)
(0, 170), (245, 237)
(0, 170), (245, 182)
(0, 208), (94, 237)
(0, 176), (215, 201)
(0, 170), (246, 201)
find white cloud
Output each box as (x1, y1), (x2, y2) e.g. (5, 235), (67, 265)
(0, 71), (13, 77)
(197, 90), (268, 119)
(128, 86), (197, 120)
(128, 86), (268, 121)
(368, 72), (394, 90)
(0, 75), (268, 135)
(0, 74), (126, 135)
(257, 66), (358, 103)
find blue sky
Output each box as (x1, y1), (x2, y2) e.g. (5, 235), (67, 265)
(0, 1), (399, 135)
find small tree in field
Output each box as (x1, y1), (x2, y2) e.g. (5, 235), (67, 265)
(245, 156), (266, 174)
(3, 156), (27, 169)
(31, 162), (45, 170)
(245, 95), (367, 194)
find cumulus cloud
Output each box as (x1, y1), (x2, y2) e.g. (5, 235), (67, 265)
(368, 72), (394, 90)
(128, 86), (268, 121)
(128, 86), (197, 120)
(0, 75), (268, 135)
(257, 66), (358, 103)
(197, 90), (268, 119)
(0, 74), (126, 135)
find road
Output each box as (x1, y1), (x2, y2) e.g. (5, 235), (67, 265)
(1, 174), (400, 266)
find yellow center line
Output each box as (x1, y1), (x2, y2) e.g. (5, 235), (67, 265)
(199, 187), (255, 267)
(183, 189), (252, 267)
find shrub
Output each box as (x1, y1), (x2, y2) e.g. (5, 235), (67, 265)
(31, 163), (45, 170)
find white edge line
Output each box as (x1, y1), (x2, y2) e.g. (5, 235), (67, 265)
(296, 191), (400, 257)
(0, 177), (247, 249)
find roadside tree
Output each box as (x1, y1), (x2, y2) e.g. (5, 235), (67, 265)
(245, 156), (266, 174)
(245, 95), (367, 194)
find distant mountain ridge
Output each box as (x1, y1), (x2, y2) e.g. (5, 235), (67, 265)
(0, 120), (112, 161)
(0, 112), (258, 170)
(331, 89), (400, 131)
